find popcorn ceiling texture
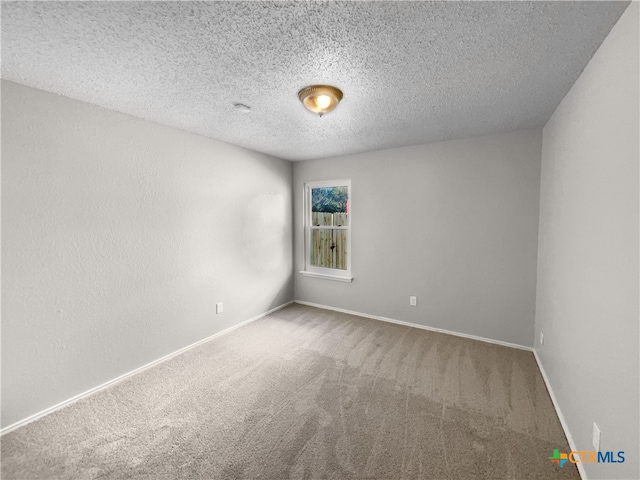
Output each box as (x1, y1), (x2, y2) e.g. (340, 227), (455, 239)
(1, 1), (629, 161)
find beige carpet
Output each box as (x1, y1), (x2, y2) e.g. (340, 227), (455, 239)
(1, 304), (580, 479)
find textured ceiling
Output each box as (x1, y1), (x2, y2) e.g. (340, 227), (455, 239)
(1, 1), (630, 161)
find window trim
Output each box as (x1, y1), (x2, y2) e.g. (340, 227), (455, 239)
(300, 180), (352, 282)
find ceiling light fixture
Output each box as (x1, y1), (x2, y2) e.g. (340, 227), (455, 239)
(298, 85), (343, 117)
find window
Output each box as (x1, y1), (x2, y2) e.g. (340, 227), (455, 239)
(301, 180), (352, 282)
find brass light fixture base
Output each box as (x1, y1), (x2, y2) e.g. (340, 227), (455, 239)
(298, 85), (343, 116)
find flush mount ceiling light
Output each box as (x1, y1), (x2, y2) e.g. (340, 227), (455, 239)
(298, 85), (343, 117)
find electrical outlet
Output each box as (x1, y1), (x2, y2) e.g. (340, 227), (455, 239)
(539, 331), (544, 345)
(592, 423), (601, 451)
(216, 302), (224, 314)
(409, 296), (417, 306)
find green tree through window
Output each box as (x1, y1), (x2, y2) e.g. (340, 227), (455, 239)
(311, 186), (348, 213)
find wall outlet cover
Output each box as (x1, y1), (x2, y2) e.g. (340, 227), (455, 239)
(216, 302), (224, 314)
(409, 296), (417, 306)
(592, 422), (601, 451)
(539, 331), (544, 345)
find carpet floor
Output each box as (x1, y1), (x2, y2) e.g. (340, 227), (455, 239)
(1, 303), (580, 479)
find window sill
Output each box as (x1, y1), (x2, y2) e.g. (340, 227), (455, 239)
(299, 271), (353, 282)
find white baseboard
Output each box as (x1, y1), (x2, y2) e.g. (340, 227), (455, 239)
(0, 300), (294, 436)
(294, 300), (533, 352)
(533, 349), (586, 480)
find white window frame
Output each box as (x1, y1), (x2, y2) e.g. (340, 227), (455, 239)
(300, 180), (353, 282)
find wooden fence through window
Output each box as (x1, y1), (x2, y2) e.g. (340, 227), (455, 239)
(310, 212), (348, 270)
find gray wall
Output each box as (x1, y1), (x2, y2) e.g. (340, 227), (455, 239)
(1, 81), (294, 428)
(535, 4), (639, 479)
(294, 129), (542, 347)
